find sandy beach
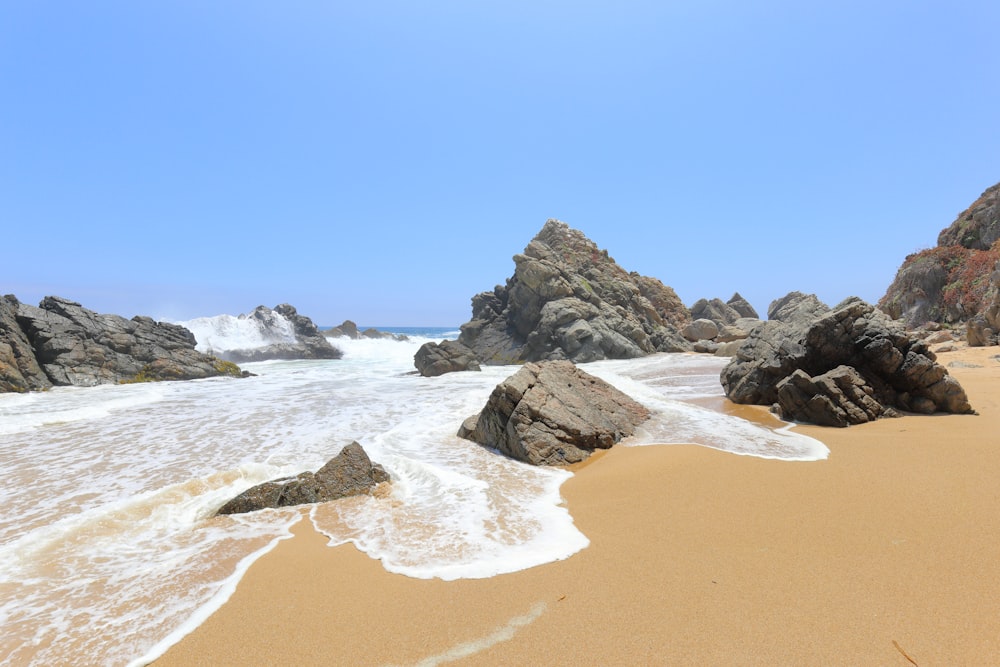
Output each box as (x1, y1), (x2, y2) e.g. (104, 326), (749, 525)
(155, 345), (1000, 666)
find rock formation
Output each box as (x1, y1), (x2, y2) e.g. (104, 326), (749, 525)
(880, 181), (1000, 330)
(767, 291), (831, 325)
(325, 320), (408, 341)
(413, 340), (481, 377)
(722, 298), (974, 426)
(456, 219), (692, 365)
(1, 295), (245, 392)
(458, 360), (650, 465)
(208, 304), (343, 363)
(216, 441), (390, 515)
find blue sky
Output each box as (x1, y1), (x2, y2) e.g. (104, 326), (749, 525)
(3, 2), (998, 326)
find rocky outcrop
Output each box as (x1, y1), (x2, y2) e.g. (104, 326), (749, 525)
(458, 360), (650, 465)
(767, 291), (831, 325)
(5, 295), (245, 390)
(0, 295), (52, 392)
(325, 320), (408, 341)
(681, 319), (720, 343)
(217, 305), (342, 363)
(721, 298), (974, 426)
(413, 340), (481, 377)
(726, 292), (759, 319)
(216, 442), (389, 515)
(880, 182), (1000, 329)
(456, 219), (692, 364)
(690, 297), (742, 326)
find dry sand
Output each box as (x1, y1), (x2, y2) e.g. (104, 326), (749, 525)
(156, 345), (1000, 666)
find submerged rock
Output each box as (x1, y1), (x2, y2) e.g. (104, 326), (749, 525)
(458, 360), (650, 465)
(216, 442), (390, 515)
(722, 298), (974, 426)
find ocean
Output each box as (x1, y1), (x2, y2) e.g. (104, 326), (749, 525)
(0, 327), (827, 666)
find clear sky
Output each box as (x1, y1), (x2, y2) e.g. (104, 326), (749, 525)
(2, 2), (998, 326)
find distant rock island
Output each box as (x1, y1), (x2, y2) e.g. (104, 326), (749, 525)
(881, 181), (1000, 344)
(324, 320), (407, 341)
(0, 295), (245, 393)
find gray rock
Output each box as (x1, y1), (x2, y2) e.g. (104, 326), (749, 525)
(681, 318), (720, 342)
(459, 360), (650, 465)
(216, 442), (390, 515)
(455, 219), (692, 365)
(414, 340), (481, 377)
(967, 314), (997, 347)
(326, 320), (361, 339)
(767, 291), (831, 324)
(222, 304), (342, 363)
(775, 366), (892, 427)
(690, 298), (741, 326)
(716, 318), (763, 343)
(12, 296), (245, 388)
(722, 298), (975, 425)
(727, 292), (759, 319)
(0, 295), (51, 392)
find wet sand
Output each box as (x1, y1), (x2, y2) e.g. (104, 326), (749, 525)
(156, 345), (1000, 666)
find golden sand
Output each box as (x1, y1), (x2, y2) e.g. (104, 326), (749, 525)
(156, 345), (1000, 666)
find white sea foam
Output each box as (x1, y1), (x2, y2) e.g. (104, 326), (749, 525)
(0, 336), (827, 665)
(173, 311), (297, 354)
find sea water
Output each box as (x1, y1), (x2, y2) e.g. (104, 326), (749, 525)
(0, 329), (827, 666)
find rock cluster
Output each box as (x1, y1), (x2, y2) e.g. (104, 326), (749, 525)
(221, 304), (343, 363)
(680, 293), (763, 355)
(1, 295), (245, 392)
(458, 360), (650, 465)
(413, 340), (481, 377)
(722, 297), (974, 427)
(325, 320), (408, 341)
(216, 442), (390, 515)
(880, 181), (1000, 331)
(456, 219), (692, 365)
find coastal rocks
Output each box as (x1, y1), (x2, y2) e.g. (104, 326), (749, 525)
(455, 219), (692, 365)
(458, 360), (650, 465)
(0, 295), (52, 392)
(721, 298), (974, 426)
(325, 320), (408, 341)
(767, 291), (831, 325)
(880, 181), (1000, 329)
(216, 442), (390, 515)
(681, 318), (719, 342)
(413, 340), (481, 377)
(8, 295), (245, 389)
(208, 304), (343, 363)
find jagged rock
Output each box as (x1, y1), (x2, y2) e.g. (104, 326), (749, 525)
(455, 219), (692, 365)
(775, 366), (894, 427)
(414, 340), (481, 377)
(722, 298), (974, 426)
(767, 291), (831, 324)
(880, 182), (1000, 329)
(216, 442), (390, 515)
(11, 296), (245, 388)
(716, 318), (764, 343)
(0, 295), (52, 392)
(458, 360), (650, 465)
(361, 327), (408, 341)
(690, 298), (741, 326)
(221, 304), (342, 363)
(967, 315), (997, 347)
(727, 292), (759, 319)
(681, 318), (719, 342)
(326, 320), (361, 339)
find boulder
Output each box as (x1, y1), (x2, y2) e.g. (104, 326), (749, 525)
(414, 340), (481, 377)
(690, 298), (741, 326)
(681, 318), (719, 342)
(722, 298), (974, 426)
(455, 219), (692, 365)
(967, 315), (997, 347)
(716, 318), (763, 343)
(216, 442), (390, 515)
(326, 319), (361, 339)
(458, 360), (650, 465)
(12, 296), (245, 388)
(767, 291), (831, 324)
(727, 292), (759, 319)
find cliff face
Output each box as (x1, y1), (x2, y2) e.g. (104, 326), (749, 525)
(880, 182), (1000, 328)
(457, 219), (692, 364)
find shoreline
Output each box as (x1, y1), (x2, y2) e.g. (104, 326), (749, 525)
(155, 345), (1000, 666)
